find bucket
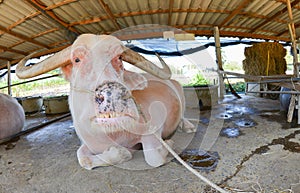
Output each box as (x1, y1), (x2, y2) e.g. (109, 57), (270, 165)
(17, 96), (43, 114)
(43, 95), (69, 115)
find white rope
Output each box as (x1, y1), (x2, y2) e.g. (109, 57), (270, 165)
(70, 86), (94, 94)
(71, 83), (228, 192)
(154, 133), (229, 193)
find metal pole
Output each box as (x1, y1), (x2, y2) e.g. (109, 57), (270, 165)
(7, 61), (12, 96)
(0, 74), (61, 90)
(214, 26), (225, 99)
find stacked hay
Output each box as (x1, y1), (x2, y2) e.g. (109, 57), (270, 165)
(243, 42), (287, 81)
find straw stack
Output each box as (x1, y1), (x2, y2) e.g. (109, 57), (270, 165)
(242, 42), (287, 81)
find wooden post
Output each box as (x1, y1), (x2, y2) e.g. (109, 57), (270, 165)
(286, 0), (300, 124)
(214, 26), (225, 99)
(287, 94), (296, 123)
(288, 24), (299, 77)
(7, 61), (12, 96)
(286, 0), (299, 78)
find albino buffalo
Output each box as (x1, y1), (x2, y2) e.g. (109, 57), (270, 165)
(16, 34), (195, 170)
(0, 93), (25, 140)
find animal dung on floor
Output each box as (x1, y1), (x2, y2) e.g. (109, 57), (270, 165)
(177, 149), (220, 172)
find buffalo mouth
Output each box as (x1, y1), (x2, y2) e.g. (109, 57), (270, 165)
(92, 81), (139, 131)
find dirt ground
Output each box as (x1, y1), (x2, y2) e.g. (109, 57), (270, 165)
(0, 94), (300, 193)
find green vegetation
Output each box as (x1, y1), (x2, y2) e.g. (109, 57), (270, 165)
(223, 61), (243, 71)
(225, 82), (245, 93)
(0, 75), (69, 97)
(184, 73), (210, 86)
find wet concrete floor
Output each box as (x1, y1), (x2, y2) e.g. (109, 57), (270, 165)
(0, 94), (300, 192)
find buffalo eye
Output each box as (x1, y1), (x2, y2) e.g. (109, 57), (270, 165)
(75, 58), (80, 63)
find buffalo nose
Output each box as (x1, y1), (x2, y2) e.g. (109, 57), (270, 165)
(96, 94), (105, 104)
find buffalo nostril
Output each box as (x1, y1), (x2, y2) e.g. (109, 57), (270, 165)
(96, 94), (105, 104)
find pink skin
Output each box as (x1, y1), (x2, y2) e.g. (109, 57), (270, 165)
(111, 55), (124, 74)
(60, 34), (195, 169)
(0, 94), (25, 139)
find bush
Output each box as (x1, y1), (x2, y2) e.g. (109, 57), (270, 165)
(225, 82), (245, 93)
(184, 73), (210, 86)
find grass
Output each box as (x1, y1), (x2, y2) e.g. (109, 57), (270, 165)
(0, 75), (70, 97)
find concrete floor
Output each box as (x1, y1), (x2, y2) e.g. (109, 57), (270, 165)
(0, 94), (300, 193)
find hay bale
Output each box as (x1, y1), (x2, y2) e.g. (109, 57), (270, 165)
(243, 42), (287, 81)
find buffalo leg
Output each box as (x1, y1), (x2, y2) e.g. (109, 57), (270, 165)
(178, 118), (196, 133)
(77, 144), (132, 170)
(141, 133), (173, 167)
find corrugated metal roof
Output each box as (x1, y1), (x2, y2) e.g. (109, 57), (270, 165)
(0, 0), (299, 69)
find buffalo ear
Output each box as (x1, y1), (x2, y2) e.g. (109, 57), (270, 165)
(123, 70), (148, 90)
(61, 64), (73, 81)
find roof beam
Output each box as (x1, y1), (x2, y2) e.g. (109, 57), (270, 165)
(7, 12), (39, 30)
(69, 7), (289, 28)
(45, 0), (77, 9)
(0, 45), (28, 56)
(0, 44), (71, 69)
(69, 8), (231, 27)
(168, 0), (174, 25)
(25, 0), (79, 40)
(187, 30), (290, 42)
(113, 28), (290, 42)
(219, 0), (252, 28)
(97, 0), (121, 30)
(0, 25), (50, 49)
(0, 56), (12, 61)
(250, 0), (300, 33)
(277, 21), (300, 36)
(178, 23), (280, 34)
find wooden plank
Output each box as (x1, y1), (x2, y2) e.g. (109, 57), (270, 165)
(220, 70), (300, 91)
(98, 0), (121, 30)
(287, 95), (296, 123)
(214, 26), (225, 99)
(25, 0), (79, 36)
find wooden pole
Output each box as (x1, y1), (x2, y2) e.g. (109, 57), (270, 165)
(214, 26), (225, 99)
(286, 0), (300, 124)
(286, 0), (299, 77)
(288, 24), (299, 77)
(7, 61), (12, 96)
(0, 113), (71, 145)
